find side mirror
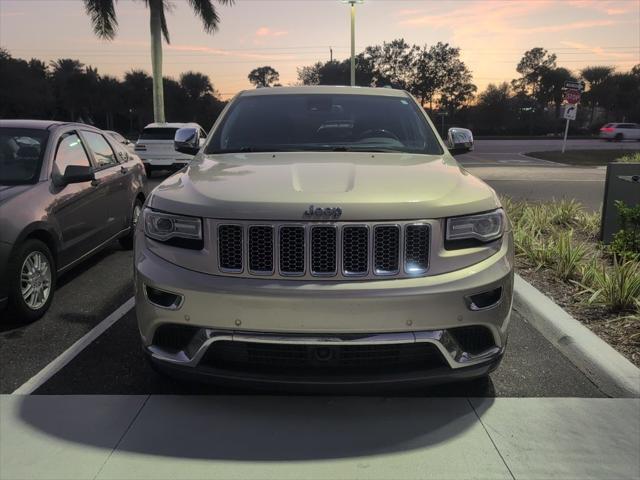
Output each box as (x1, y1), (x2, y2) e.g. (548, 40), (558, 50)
(61, 165), (95, 185)
(447, 127), (474, 156)
(174, 127), (200, 155)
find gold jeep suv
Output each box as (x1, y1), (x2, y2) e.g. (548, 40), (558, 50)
(134, 86), (514, 388)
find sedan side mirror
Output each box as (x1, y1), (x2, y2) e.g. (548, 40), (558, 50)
(174, 128), (201, 155)
(61, 165), (95, 185)
(447, 127), (474, 156)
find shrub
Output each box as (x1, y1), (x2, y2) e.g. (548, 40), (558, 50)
(576, 210), (601, 239)
(500, 196), (526, 224)
(548, 199), (583, 227)
(550, 231), (588, 281)
(616, 152), (640, 163)
(610, 201), (640, 256)
(579, 257), (640, 312)
(520, 204), (553, 235)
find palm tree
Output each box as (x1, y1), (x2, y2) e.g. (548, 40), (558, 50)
(83, 0), (233, 123)
(580, 66), (614, 125)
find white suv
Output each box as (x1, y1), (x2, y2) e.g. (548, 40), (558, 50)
(599, 123), (640, 141)
(135, 122), (207, 176)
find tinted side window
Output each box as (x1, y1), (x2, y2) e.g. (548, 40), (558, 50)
(0, 128), (49, 185)
(139, 128), (179, 140)
(83, 131), (118, 168)
(55, 133), (91, 173)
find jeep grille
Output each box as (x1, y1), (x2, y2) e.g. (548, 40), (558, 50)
(214, 221), (431, 280)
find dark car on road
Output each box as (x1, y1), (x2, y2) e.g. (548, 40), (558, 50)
(0, 120), (146, 321)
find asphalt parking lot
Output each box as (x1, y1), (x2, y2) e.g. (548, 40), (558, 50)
(0, 139), (630, 397)
(0, 242), (605, 397)
(461, 138), (636, 210)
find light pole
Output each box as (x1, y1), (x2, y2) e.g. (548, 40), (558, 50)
(344, 0), (362, 86)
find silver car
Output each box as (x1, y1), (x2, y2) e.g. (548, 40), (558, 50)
(135, 87), (514, 388)
(0, 120), (146, 321)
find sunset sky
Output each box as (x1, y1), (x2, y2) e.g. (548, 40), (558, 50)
(1, 0), (638, 99)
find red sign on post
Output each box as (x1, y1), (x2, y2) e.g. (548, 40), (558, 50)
(565, 89), (581, 104)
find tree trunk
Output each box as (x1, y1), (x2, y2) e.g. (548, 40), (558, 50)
(149, 2), (166, 123)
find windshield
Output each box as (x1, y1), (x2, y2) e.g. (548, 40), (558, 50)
(0, 128), (49, 185)
(207, 93), (444, 155)
(139, 127), (179, 141)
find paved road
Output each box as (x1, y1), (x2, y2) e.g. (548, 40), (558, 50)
(0, 140), (624, 395)
(456, 139), (627, 210)
(472, 138), (638, 159)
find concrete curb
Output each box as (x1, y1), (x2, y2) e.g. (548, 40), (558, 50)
(513, 274), (640, 398)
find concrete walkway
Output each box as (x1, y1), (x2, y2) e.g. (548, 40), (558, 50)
(1, 395), (638, 480)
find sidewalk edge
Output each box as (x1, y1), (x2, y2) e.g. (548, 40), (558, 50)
(513, 274), (640, 398)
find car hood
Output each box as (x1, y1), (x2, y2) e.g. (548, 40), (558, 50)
(149, 152), (499, 221)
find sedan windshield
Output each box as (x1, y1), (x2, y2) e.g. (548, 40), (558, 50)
(0, 128), (49, 185)
(207, 93), (444, 155)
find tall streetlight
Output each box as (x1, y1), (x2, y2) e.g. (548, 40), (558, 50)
(343, 0), (363, 86)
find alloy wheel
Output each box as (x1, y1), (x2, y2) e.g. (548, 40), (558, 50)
(20, 251), (52, 310)
(133, 203), (142, 227)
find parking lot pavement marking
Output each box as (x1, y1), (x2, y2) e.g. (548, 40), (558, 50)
(12, 297), (135, 395)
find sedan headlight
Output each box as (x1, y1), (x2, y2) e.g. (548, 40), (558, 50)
(143, 209), (203, 249)
(446, 209), (505, 248)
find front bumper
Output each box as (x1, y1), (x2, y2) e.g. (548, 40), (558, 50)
(135, 233), (514, 385)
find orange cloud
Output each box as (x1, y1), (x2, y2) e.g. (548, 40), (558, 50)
(567, 0), (634, 16)
(255, 27), (288, 37)
(398, 1), (627, 38)
(163, 43), (297, 61)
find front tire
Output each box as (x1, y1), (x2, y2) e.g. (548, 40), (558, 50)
(6, 239), (56, 322)
(144, 164), (153, 178)
(119, 198), (143, 250)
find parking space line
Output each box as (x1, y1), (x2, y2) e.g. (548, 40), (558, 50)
(12, 297), (135, 395)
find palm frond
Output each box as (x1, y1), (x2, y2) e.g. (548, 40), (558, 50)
(160, 4), (170, 43)
(83, 0), (118, 40)
(187, 0), (233, 33)
(145, 0), (171, 43)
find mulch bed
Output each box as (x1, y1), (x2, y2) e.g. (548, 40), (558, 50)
(516, 259), (640, 367)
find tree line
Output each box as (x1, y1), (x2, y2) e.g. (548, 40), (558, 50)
(0, 49), (226, 136)
(296, 41), (639, 135)
(2, 40), (638, 137)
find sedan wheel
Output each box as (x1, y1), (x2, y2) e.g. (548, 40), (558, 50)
(119, 198), (144, 249)
(6, 239), (56, 322)
(20, 251), (52, 310)
(132, 203), (142, 227)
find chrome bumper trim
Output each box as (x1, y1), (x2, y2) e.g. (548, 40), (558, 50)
(147, 328), (503, 370)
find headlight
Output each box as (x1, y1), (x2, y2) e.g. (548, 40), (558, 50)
(446, 209), (505, 248)
(143, 208), (203, 249)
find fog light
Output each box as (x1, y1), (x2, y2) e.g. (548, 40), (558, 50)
(466, 287), (502, 311)
(144, 285), (184, 310)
